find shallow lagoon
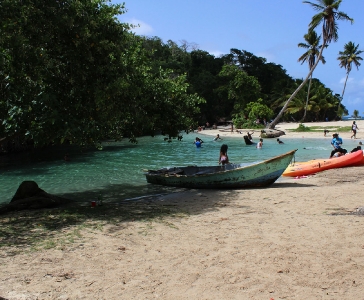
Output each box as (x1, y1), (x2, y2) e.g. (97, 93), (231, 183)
(0, 133), (360, 204)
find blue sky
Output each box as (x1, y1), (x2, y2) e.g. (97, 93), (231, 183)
(114, 0), (364, 116)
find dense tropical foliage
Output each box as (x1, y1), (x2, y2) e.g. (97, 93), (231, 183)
(0, 0), (359, 153)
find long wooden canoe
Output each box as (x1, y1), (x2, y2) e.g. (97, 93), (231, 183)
(282, 150), (363, 177)
(144, 149), (297, 189)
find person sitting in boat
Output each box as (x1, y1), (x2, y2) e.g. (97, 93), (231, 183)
(194, 137), (203, 148)
(350, 145), (362, 153)
(330, 133), (347, 158)
(332, 151), (344, 158)
(213, 134), (222, 141)
(219, 144), (229, 165)
(277, 138), (284, 144)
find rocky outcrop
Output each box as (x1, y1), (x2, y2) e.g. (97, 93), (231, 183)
(260, 129), (286, 138)
(0, 181), (72, 214)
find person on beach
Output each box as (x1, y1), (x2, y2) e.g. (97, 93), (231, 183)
(324, 129), (329, 136)
(256, 138), (263, 149)
(213, 134), (222, 141)
(330, 133), (347, 158)
(351, 121), (359, 139)
(277, 138), (284, 144)
(219, 144), (229, 165)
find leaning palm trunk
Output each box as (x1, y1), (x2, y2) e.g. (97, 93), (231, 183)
(268, 40), (326, 129)
(301, 74), (313, 122)
(339, 72), (349, 109)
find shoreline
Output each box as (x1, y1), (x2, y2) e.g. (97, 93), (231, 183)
(1, 120), (364, 299)
(197, 120), (364, 141)
(1, 166), (364, 299)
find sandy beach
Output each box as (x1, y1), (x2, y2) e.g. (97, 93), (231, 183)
(198, 120), (364, 141)
(1, 121), (364, 300)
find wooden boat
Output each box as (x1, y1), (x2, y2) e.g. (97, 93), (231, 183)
(144, 149), (297, 189)
(282, 150), (363, 177)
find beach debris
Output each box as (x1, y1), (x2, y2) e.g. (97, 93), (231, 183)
(294, 175), (308, 179)
(355, 206), (364, 215)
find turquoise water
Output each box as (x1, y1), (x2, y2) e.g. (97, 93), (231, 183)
(0, 133), (360, 204)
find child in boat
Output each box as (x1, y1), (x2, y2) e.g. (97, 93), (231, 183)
(219, 144), (229, 165)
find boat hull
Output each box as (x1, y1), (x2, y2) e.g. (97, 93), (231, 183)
(145, 150), (297, 189)
(282, 150), (363, 177)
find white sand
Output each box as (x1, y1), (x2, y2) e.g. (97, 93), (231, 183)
(1, 121), (364, 299)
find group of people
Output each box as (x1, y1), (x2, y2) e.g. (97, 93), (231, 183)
(330, 131), (362, 158)
(328, 121), (361, 158)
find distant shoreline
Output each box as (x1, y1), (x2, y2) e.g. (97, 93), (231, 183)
(197, 120), (364, 141)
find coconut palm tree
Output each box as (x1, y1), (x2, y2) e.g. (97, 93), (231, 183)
(352, 109), (359, 119)
(268, 0), (353, 129)
(337, 41), (363, 103)
(298, 30), (326, 121)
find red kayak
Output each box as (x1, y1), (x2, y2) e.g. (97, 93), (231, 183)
(283, 150), (363, 177)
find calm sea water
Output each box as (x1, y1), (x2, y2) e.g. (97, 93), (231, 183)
(0, 133), (360, 204)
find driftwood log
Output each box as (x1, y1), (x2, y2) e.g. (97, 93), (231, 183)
(0, 181), (72, 214)
(260, 129), (285, 138)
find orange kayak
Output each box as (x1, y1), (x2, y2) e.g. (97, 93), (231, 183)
(282, 150), (363, 177)
(351, 153), (364, 166)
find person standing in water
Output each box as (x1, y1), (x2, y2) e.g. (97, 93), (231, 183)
(256, 138), (263, 149)
(219, 144), (229, 165)
(213, 134), (222, 141)
(194, 137), (203, 148)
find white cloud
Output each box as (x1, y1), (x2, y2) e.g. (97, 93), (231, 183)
(127, 18), (154, 36)
(208, 50), (224, 57)
(339, 76), (353, 84)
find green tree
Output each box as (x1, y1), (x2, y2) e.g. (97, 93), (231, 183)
(216, 64), (261, 118)
(233, 99), (273, 128)
(337, 41), (363, 103)
(352, 109), (359, 119)
(0, 1), (202, 149)
(298, 30), (326, 121)
(268, 0), (353, 129)
(245, 99), (274, 122)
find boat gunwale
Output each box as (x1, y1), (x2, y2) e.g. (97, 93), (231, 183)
(146, 149), (297, 178)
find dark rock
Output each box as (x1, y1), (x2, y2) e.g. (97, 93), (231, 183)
(11, 181), (46, 202)
(0, 181), (72, 214)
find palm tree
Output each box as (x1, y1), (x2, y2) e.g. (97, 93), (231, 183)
(298, 30), (326, 121)
(337, 41), (363, 103)
(352, 109), (359, 119)
(268, 0), (353, 129)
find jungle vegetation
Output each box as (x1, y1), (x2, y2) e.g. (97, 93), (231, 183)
(0, 0), (358, 152)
